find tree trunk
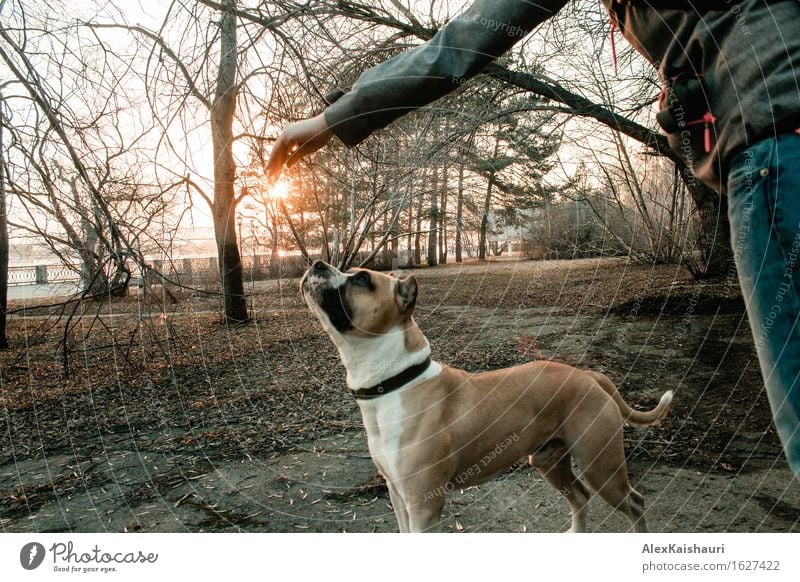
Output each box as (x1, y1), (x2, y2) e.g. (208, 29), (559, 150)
(680, 169), (733, 277)
(479, 137), (501, 262)
(331, 225), (340, 266)
(211, 0), (247, 322)
(455, 162), (464, 263)
(405, 185), (413, 265)
(414, 169), (426, 266)
(0, 96), (8, 349)
(479, 174), (494, 261)
(78, 201), (102, 294)
(439, 169), (448, 264)
(269, 210), (280, 262)
(387, 210), (396, 253)
(405, 200), (413, 266)
(427, 166), (438, 267)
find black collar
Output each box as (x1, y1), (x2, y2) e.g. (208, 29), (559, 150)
(352, 356), (432, 400)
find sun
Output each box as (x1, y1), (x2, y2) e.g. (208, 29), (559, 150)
(270, 179), (290, 200)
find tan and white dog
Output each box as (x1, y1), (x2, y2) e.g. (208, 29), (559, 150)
(301, 260), (673, 533)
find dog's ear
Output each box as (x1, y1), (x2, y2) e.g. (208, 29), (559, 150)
(396, 275), (418, 315)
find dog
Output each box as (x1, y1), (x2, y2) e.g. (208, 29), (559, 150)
(301, 260), (673, 532)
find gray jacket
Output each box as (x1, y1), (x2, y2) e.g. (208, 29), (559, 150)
(324, 0), (800, 193)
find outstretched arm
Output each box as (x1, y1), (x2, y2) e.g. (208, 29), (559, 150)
(267, 0), (568, 178)
(325, 0), (568, 145)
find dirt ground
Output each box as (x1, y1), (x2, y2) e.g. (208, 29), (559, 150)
(1, 257), (798, 533)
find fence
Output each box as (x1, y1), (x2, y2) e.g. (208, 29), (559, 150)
(8, 264), (80, 286)
(7, 249), (400, 289)
(7, 255), (297, 289)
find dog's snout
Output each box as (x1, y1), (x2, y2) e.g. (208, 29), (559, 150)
(312, 260), (328, 272)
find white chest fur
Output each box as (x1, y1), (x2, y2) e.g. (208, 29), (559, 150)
(356, 362), (442, 487)
(358, 391), (405, 478)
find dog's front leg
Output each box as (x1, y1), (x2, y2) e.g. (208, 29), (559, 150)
(404, 485), (446, 533)
(385, 479), (410, 533)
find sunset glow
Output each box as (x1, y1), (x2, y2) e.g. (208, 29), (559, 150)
(271, 180), (290, 200)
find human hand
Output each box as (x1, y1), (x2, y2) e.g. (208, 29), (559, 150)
(266, 113), (333, 182)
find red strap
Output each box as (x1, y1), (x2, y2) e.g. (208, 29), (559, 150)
(702, 112), (716, 153)
(658, 86), (667, 110)
(609, 19), (618, 76)
(685, 112), (717, 153)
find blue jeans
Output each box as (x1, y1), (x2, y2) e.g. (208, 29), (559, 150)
(727, 131), (800, 476)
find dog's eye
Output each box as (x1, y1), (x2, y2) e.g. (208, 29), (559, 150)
(352, 272), (370, 287)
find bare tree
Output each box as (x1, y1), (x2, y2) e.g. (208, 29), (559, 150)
(0, 2), (175, 299)
(0, 88), (8, 349)
(290, 0), (732, 275)
(86, 0), (301, 321)
(210, 0), (247, 321)
(1, 0), (184, 298)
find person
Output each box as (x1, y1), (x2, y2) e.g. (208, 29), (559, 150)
(267, 0), (800, 476)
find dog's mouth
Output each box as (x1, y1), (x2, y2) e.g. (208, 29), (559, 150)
(301, 262), (355, 333)
(303, 273), (328, 293)
(300, 269), (332, 304)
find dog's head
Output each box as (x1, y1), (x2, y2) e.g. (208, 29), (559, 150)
(301, 260), (418, 339)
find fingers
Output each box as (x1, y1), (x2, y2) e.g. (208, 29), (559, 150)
(266, 134), (290, 183)
(267, 114), (333, 178)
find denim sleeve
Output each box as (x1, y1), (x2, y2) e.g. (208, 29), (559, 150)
(324, 0), (569, 146)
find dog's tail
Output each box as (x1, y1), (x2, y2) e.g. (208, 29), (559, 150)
(588, 371), (673, 428)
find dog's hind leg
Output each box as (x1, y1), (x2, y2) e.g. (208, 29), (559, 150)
(534, 449), (591, 533)
(583, 463), (649, 533)
(628, 487), (648, 533)
(572, 422), (649, 533)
